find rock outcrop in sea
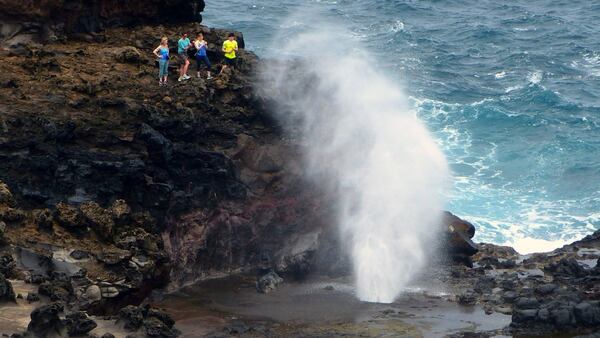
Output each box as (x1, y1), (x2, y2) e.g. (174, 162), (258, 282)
(0, 1), (598, 337)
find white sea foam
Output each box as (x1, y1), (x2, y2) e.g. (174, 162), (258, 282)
(505, 85), (522, 93)
(506, 237), (574, 255)
(391, 20), (405, 33)
(528, 71), (543, 84)
(494, 71), (507, 79)
(260, 18), (449, 304)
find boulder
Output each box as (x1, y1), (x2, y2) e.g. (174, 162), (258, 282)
(143, 317), (179, 338)
(26, 292), (40, 303)
(137, 123), (174, 164)
(514, 297), (540, 310)
(457, 289), (477, 305)
(545, 258), (588, 277)
(33, 208), (54, 229)
(84, 284), (102, 302)
(145, 307), (175, 328)
(70, 249), (90, 260)
(119, 305), (144, 330)
(512, 309), (538, 323)
(113, 46), (142, 64)
(442, 211), (478, 257)
(0, 207), (25, 222)
(80, 201), (114, 239)
(0, 253), (16, 276)
(474, 276), (496, 294)
(38, 276), (72, 302)
(55, 202), (85, 230)
(65, 311), (98, 336)
(574, 302), (600, 326)
(536, 283), (558, 295)
(502, 291), (518, 303)
(225, 320), (250, 335)
(256, 270), (283, 294)
(109, 199), (132, 226)
(0, 181), (15, 206)
(0, 272), (16, 302)
(551, 306), (575, 327)
(27, 303), (65, 336)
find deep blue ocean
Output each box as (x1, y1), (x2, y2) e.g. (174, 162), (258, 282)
(203, 0), (600, 251)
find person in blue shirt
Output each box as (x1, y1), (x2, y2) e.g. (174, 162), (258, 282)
(153, 37), (170, 86)
(193, 33), (212, 80)
(177, 32), (191, 82)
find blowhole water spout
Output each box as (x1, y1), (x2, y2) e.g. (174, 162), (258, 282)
(260, 20), (449, 303)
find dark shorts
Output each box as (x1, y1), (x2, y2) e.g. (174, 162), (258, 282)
(224, 57), (237, 67)
(178, 53), (189, 64)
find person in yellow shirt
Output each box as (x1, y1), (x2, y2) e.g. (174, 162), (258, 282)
(220, 33), (238, 75)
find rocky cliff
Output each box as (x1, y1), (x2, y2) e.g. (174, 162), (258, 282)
(0, 0), (205, 47)
(0, 7), (597, 337)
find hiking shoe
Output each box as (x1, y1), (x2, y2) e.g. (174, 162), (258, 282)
(183, 74), (191, 80)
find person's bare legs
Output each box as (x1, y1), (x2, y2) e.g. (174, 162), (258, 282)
(183, 60), (190, 78)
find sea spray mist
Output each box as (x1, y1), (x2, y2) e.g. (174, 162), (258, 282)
(260, 21), (449, 303)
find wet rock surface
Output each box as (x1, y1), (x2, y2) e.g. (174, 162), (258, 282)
(451, 228), (600, 336)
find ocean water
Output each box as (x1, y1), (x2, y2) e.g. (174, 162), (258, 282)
(202, 0), (600, 253)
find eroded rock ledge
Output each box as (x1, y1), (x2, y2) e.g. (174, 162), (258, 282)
(0, 0), (206, 47)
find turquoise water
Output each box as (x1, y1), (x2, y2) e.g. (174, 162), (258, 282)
(202, 1), (600, 249)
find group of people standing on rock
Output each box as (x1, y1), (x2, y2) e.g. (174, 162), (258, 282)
(152, 31), (239, 86)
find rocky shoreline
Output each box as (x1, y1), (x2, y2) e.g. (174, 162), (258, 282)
(0, 3), (599, 337)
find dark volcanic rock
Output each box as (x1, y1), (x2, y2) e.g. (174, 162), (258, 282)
(574, 302), (600, 326)
(536, 283), (558, 295)
(55, 202), (85, 230)
(515, 297), (540, 310)
(442, 211), (478, 258)
(119, 305), (145, 330)
(0, 253), (16, 277)
(512, 309), (538, 323)
(144, 306), (175, 328)
(457, 289), (477, 305)
(546, 258), (588, 277)
(474, 276), (496, 294)
(80, 201), (114, 239)
(256, 270), (283, 294)
(33, 208), (54, 229)
(137, 123), (174, 164)
(0, 272), (16, 302)
(26, 292), (40, 303)
(0, 0), (206, 46)
(0, 181), (15, 206)
(27, 303), (65, 336)
(65, 311), (98, 336)
(144, 317), (179, 338)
